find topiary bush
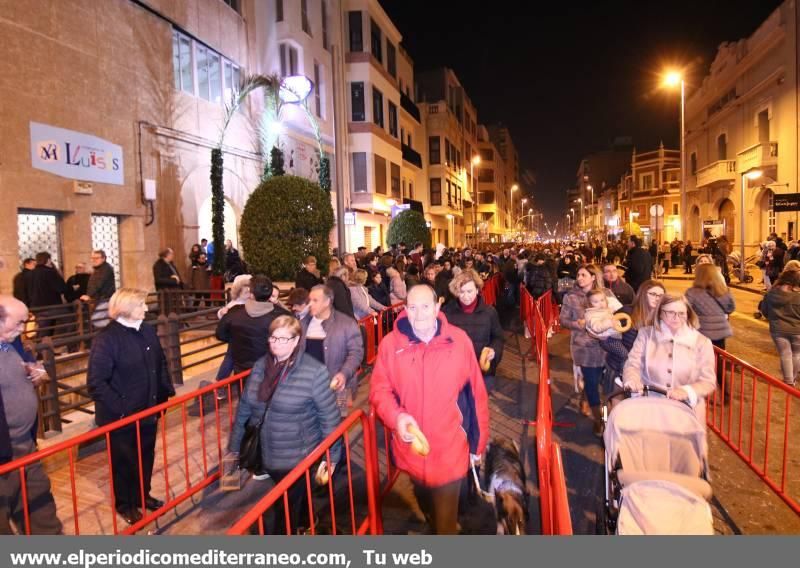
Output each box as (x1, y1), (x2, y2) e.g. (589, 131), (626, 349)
(240, 175), (334, 280)
(386, 210), (431, 249)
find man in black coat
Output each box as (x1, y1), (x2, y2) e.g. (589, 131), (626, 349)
(624, 236), (654, 292)
(81, 250), (116, 304)
(65, 263), (90, 303)
(153, 248), (183, 315)
(86, 289), (175, 525)
(12, 258), (36, 307)
(29, 252), (68, 338)
(602, 262), (635, 306)
(216, 274), (290, 373)
(525, 254), (554, 299)
(295, 256), (324, 291)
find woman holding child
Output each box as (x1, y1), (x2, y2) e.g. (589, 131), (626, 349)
(559, 264), (621, 436)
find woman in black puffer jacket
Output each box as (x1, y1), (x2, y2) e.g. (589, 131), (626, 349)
(442, 270), (505, 392)
(228, 315), (341, 534)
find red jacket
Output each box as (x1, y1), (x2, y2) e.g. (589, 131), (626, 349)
(369, 311), (490, 487)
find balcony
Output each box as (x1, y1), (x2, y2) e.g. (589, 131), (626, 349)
(696, 160), (736, 188)
(737, 141), (778, 174)
(400, 92), (421, 122)
(401, 143), (422, 169)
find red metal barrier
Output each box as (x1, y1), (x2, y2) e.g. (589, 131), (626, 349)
(226, 410), (381, 536)
(520, 285), (572, 535)
(0, 371), (249, 535)
(709, 347), (800, 515)
(482, 273), (502, 307)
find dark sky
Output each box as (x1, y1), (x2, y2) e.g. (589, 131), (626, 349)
(379, 0), (785, 224)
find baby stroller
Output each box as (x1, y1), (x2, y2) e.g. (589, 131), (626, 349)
(726, 251), (756, 284)
(597, 385), (714, 535)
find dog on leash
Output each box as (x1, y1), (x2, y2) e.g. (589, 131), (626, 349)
(484, 438), (529, 535)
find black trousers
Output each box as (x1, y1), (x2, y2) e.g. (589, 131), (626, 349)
(412, 478), (461, 534)
(0, 441), (62, 534)
(263, 469), (310, 535)
(109, 421), (158, 511)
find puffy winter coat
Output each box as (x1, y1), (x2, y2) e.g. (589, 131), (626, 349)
(228, 352), (342, 471)
(760, 287), (800, 335)
(442, 297), (505, 376)
(525, 262), (554, 299)
(369, 312), (489, 487)
(685, 287), (734, 341)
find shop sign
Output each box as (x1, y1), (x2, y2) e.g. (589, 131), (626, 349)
(773, 193), (800, 212)
(30, 121), (124, 185)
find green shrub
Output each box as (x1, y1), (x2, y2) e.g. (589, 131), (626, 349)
(386, 210), (431, 249)
(240, 175), (334, 280)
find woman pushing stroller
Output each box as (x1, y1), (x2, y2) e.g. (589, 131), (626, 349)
(622, 293), (716, 422)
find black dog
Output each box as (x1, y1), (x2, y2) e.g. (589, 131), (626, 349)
(484, 438), (529, 535)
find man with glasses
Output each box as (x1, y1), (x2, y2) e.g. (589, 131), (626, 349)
(81, 250), (116, 329)
(602, 262), (634, 306)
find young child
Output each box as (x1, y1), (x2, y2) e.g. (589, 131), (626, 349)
(584, 289), (623, 340)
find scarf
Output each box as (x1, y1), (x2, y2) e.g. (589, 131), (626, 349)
(460, 297), (479, 314)
(257, 346), (300, 402)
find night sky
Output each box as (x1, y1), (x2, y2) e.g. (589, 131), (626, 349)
(379, 0), (785, 225)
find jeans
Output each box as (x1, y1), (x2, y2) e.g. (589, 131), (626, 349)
(215, 347), (234, 381)
(581, 366), (604, 407)
(770, 332), (800, 385)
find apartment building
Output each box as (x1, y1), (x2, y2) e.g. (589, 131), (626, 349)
(685, 1), (797, 251)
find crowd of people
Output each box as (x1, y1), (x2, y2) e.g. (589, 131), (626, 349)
(4, 230), (800, 536)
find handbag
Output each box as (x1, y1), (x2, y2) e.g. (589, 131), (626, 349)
(238, 365), (287, 473)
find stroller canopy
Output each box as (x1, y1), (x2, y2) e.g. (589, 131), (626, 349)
(603, 397), (708, 478)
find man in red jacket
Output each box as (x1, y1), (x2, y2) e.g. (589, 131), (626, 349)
(369, 284), (489, 534)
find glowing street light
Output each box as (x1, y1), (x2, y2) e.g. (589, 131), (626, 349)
(469, 155), (481, 246)
(279, 75), (314, 104)
(662, 68), (686, 239)
(510, 184), (519, 229)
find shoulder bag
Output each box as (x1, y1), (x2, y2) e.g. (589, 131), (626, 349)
(238, 365), (287, 473)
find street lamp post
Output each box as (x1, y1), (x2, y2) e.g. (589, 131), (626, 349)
(471, 155), (481, 246)
(576, 198), (584, 233)
(587, 184), (594, 233)
(510, 184), (519, 232)
(567, 212), (572, 235)
(664, 70), (686, 241)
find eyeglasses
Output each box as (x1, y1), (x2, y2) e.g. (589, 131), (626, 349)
(269, 335), (297, 344)
(661, 310), (687, 319)
(647, 292), (665, 299)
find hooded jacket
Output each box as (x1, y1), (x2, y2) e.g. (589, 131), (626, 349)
(369, 311), (489, 487)
(760, 287), (800, 335)
(215, 299), (290, 372)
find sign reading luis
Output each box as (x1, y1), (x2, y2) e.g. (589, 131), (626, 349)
(773, 193), (800, 212)
(30, 122), (124, 185)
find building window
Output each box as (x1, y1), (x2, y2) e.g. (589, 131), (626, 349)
(18, 211), (61, 270)
(173, 30), (240, 106)
(301, 0), (311, 35)
(388, 101), (398, 138)
(429, 136), (440, 164)
(91, 215), (122, 290)
(386, 42), (396, 78)
(314, 62), (323, 118)
(348, 11), (362, 52)
(640, 173), (654, 190)
(430, 178), (442, 206)
(279, 43), (299, 77)
(374, 154), (387, 195)
(690, 152), (697, 175)
(223, 59), (241, 103)
(352, 153), (367, 193)
(768, 190), (776, 234)
(479, 191), (495, 204)
(717, 133), (727, 161)
(446, 180), (453, 207)
(456, 150), (461, 170)
(175, 31), (194, 94)
(321, 1), (329, 50)
(370, 19), (382, 63)
(351, 82), (365, 121)
(480, 148), (494, 161)
(672, 203), (679, 216)
(479, 169), (494, 182)
(372, 87), (384, 128)
(222, 0), (240, 14)
(408, 181), (414, 200)
(276, 0), (283, 21)
(391, 163), (401, 198)
(444, 139), (451, 166)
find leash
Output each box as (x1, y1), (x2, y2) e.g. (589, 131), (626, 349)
(470, 462), (495, 503)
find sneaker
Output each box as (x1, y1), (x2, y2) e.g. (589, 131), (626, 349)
(252, 469), (271, 481)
